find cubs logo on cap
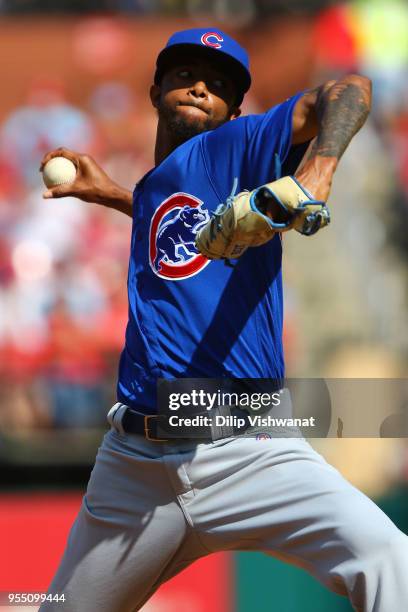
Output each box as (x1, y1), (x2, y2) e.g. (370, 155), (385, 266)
(154, 28), (251, 105)
(149, 192), (211, 280)
(201, 31), (223, 49)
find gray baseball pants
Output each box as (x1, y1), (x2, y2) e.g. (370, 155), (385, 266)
(40, 409), (408, 612)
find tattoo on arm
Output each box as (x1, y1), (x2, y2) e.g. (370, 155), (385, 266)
(310, 78), (371, 161)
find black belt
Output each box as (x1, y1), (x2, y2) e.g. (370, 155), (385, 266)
(121, 405), (253, 442)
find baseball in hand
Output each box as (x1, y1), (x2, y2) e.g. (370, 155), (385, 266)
(42, 157), (77, 188)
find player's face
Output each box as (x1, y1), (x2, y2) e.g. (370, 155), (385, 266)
(151, 58), (241, 142)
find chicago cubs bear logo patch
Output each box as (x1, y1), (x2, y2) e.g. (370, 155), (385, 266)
(149, 192), (211, 280)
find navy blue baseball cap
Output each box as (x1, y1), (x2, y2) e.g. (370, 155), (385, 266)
(154, 28), (251, 105)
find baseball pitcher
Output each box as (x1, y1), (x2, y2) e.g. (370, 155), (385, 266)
(39, 28), (408, 612)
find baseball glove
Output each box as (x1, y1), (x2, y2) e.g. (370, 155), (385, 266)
(195, 176), (330, 260)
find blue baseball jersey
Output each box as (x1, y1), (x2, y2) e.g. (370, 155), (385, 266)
(117, 92), (307, 413)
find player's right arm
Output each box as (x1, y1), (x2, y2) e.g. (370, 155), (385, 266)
(40, 148), (133, 218)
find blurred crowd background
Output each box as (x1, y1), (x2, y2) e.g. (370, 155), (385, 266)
(0, 1), (408, 608)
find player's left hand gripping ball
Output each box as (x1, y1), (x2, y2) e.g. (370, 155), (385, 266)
(195, 176), (331, 260)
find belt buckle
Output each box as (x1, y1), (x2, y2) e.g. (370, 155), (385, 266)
(144, 415), (168, 442)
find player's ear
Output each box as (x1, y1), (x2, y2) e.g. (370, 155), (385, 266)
(150, 84), (161, 109)
(229, 106), (241, 121)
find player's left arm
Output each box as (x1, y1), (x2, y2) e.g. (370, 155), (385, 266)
(290, 74), (372, 201)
